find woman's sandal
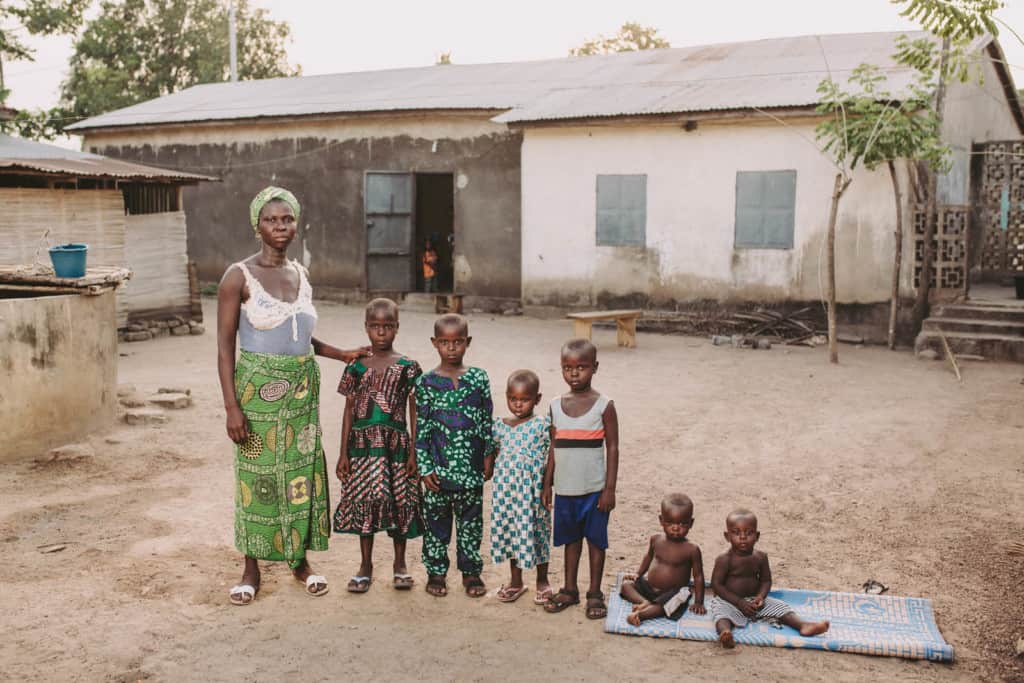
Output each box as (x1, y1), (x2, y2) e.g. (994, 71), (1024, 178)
(532, 587), (554, 605)
(543, 587), (580, 613)
(496, 584), (528, 603)
(585, 590), (607, 619)
(426, 575), (448, 597)
(463, 575), (487, 598)
(303, 575), (329, 597)
(393, 573), (415, 590)
(229, 584), (257, 606)
(347, 576), (371, 593)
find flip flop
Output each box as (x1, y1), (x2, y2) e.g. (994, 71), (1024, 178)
(229, 584), (256, 606)
(543, 587), (580, 613)
(347, 575), (371, 593)
(496, 584), (528, 603)
(533, 587), (554, 605)
(393, 573), (415, 590)
(305, 574), (329, 597)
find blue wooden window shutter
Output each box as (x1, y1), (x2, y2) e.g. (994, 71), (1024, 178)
(735, 170), (796, 249)
(597, 174), (646, 246)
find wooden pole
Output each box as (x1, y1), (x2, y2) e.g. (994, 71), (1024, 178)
(912, 37), (950, 332)
(887, 159), (904, 350)
(938, 330), (962, 383)
(826, 172), (848, 364)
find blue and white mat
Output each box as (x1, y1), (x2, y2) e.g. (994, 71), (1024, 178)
(604, 574), (953, 662)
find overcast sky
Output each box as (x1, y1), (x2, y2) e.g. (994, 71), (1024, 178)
(4, 0), (1023, 128)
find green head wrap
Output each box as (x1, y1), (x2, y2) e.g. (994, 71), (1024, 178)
(250, 186), (300, 232)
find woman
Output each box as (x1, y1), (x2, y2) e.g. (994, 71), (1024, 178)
(218, 186), (364, 605)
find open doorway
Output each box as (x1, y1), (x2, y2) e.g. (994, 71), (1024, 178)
(415, 173), (454, 293)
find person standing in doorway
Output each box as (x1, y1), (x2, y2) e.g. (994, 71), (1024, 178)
(422, 238), (439, 293)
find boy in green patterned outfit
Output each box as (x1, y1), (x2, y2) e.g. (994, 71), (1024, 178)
(416, 314), (494, 597)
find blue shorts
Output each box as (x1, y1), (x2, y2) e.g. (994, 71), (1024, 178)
(553, 492), (609, 549)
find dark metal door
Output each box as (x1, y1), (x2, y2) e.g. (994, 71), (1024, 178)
(365, 172), (414, 291)
(974, 140), (1024, 278)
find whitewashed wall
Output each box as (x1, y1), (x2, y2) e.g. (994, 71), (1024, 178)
(938, 45), (1022, 204)
(521, 118), (908, 307)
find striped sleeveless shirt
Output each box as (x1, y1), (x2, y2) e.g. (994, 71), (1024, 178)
(550, 394), (610, 496)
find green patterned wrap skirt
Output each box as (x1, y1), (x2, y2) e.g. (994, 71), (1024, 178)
(234, 350), (330, 568)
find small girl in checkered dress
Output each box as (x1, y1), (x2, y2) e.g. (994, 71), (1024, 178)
(488, 369), (553, 604)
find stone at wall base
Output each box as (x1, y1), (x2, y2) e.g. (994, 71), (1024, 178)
(147, 393), (192, 409)
(124, 408), (169, 425)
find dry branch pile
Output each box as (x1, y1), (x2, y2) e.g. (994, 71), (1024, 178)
(640, 305), (828, 345)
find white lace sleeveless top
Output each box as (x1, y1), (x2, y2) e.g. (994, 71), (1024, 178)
(234, 260), (318, 343)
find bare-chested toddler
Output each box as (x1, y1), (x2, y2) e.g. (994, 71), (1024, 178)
(619, 493), (705, 625)
(709, 509), (830, 648)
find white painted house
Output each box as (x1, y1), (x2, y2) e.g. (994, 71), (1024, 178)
(494, 32), (1022, 320)
(70, 31), (1023, 339)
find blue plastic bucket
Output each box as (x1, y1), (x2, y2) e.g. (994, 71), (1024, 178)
(48, 243), (88, 278)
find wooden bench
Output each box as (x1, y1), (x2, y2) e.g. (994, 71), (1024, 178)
(567, 309), (642, 348)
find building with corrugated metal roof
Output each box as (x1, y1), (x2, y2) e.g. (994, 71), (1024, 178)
(69, 31), (1023, 337)
(0, 133), (215, 326)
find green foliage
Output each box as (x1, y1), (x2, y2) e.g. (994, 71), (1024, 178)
(0, 1), (88, 64)
(815, 39), (950, 174)
(0, 1), (90, 137)
(570, 22), (669, 56)
(5, 106), (65, 139)
(894, 0), (1002, 41)
(60, 0), (299, 126)
(436, 52), (452, 65)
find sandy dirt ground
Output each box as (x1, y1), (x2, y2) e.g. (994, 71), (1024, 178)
(2, 299), (1023, 682)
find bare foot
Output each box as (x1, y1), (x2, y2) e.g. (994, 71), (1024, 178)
(626, 611), (645, 627)
(626, 602), (651, 618)
(799, 620), (830, 637)
(719, 630), (735, 649)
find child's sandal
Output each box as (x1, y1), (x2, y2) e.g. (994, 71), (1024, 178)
(463, 575), (487, 598)
(425, 574), (447, 597)
(585, 591), (607, 620)
(543, 587), (580, 613)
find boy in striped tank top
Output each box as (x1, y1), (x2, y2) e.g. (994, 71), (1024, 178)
(541, 339), (619, 620)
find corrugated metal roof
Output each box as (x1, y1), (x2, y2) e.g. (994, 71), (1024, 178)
(0, 134), (216, 181)
(68, 31), (929, 131)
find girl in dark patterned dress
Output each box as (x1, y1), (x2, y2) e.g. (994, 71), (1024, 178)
(334, 298), (423, 592)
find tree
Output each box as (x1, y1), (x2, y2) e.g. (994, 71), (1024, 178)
(891, 0), (1006, 331)
(0, 1), (89, 138)
(60, 0), (299, 127)
(896, 0), (1002, 40)
(436, 52), (452, 65)
(0, 0), (89, 98)
(570, 22), (669, 56)
(816, 40), (950, 352)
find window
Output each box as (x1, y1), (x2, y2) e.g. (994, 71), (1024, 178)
(596, 174), (646, 246)
(734, 170), (796, 249)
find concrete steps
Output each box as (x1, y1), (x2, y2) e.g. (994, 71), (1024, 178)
(921, 317), (1024, 336)
(931, 302), (1024, 322)
(915, 298), (1024, 362)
